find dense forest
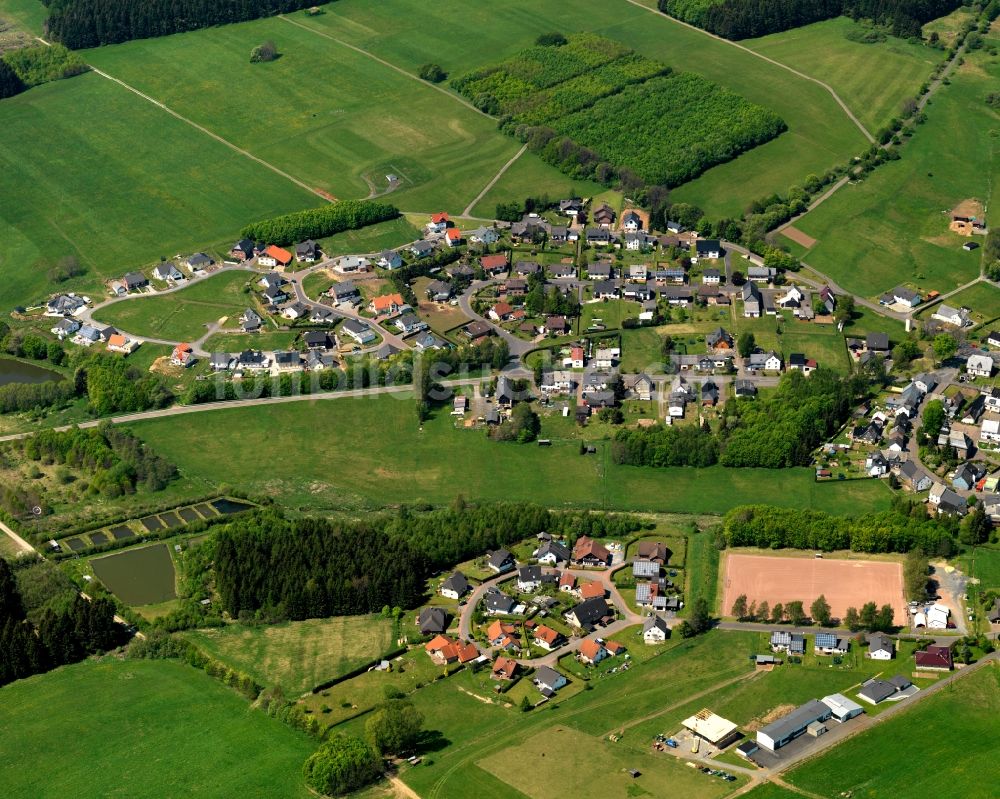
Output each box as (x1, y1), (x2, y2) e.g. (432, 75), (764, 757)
(659, 0), (961, 39)
(44, 0), (329, 49)
(2, 44), (87, 88)
(613, 369), (863, 468)
(721, 503), (956, 555)
(213, 504), (644, 620)
(240, 200), (399, 246)
(0, 557), (126, 686)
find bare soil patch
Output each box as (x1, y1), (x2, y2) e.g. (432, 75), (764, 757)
(781, 225), (817, 248)
(721, 553), (907, 621)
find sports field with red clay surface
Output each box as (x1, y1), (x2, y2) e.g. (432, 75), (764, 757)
(721, 553), (907, 621)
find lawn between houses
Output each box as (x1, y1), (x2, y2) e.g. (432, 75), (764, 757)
(0, 659), (314, 799)
(93, 269), (254, 342)
(128, 392), (892, 516)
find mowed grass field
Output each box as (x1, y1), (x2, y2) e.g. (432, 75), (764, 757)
(319, 215), (422, 257)
(784, 663), (1000, 798)
(185, 615), (396, 695)
(84, 16), (522, 212)
(129, 393), (892, 515)
(0, 659), (313, 799)
(958, 546), (1000, 591)
(94, 270), (255, 341)
(0, 73), (316, 311)
(746, 17), (941, 133)
(790, 47), (1000, 298)
(921, 281), (1000, 328)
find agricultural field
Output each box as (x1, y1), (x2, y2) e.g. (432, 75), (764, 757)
(746, 17), (942, 133)
(128, 392), (892, 516)
(185, 615), (396, 695)
(784, 663), (1000, 798)
(0, 659), (314, 799)
(0, 72), (316, 312)
(83, 16), (522, 213)
(94, 270), (255, 341)
(788, 45), (1000, 299)
(287, 0), (869, 217)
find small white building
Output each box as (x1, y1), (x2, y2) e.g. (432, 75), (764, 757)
(927, 603), (950, 629)
(967, 352), (994, 377)
(643, 615), (669, 644)
(821, 693), (864, 723)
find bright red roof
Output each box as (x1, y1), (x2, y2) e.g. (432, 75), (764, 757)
(264, 245), (293, 264)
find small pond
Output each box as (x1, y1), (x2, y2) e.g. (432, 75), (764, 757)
(91, 543), (176, 605)
(0, 358), (64, 386)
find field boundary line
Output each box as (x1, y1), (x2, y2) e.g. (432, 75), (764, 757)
(84, 64), (330, 202)
(278, 15), (489, 118)
(462, 144), (527, 216)
(619, 0), (874, 143)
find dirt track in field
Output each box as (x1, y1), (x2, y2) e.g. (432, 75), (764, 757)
(780, 225), (817, 248)
(721, 553), (907, 621)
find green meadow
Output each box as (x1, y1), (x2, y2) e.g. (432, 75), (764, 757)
(129, 392), (891, 515)
(746, 17), (941, 134)
(0, 73), (315, 311)
(94, 270), (255, 341)
(789, 47), (1000, 299)
(84, 16), (522, 212)
(0, 659), (313, 799)
(185, 615), (396, 695)
(785, 664), (1000, 799)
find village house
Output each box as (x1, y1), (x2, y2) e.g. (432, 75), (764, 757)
(409, 240), (434, 260)
(533, 624), (564, 651)
(643, 615), (669, 644)
(742, 282), (761, 318)
(417, 607), (449, 635)
(814, 633), (850, 656)
(439, 571), (470, 600)
(932, 304), (972, 328)
(492, 656), (518, 681)
(572, 536), (611, 568)
(229, 239), (258, 261)
(170, 343), (195, 367)
(377, 249), (403, 269)
(533, 665), (567, 696)
(426, 212), (450, 234)
(747, 265), (775, 283)
(487, 548), (516, 574)
(578, 639), (608, 666)
(123, 271), (148, 292)
(153, 262), (183, 282)
(534, 540), (570, 565)
(370, 293), (407, 316)
(867, 632), (894, 660)
(706, 327), (734, 351)
(517, 565), (544, 593)
(914, 644), (953, 671)
(258, 245), (293, 269)
(694, 239), (721, 260)
(295, 240), (321, 263)
(425, 635), (478, 666)
(967, 351), (994, 377)
(468, 226), (499, 245)
(564, 596), (612, 631)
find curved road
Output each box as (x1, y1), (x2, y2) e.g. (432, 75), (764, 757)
(457, 563), (647, 668)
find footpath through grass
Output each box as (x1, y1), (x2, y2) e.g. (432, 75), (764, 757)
(185, 615), (397, 695)
(0, 658), (313, 799)
(130, 393), (892, 516)
(0, 73), (315, 311)
(94, 270), (254, 341)
(784, 663), (1000, 799)
(746, 17), (941, 134)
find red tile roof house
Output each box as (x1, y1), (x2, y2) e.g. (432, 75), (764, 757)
(605, 641), (626, 657)
(914, 644), (953, 671)
(445, 228), (463, 247)
(258, 245), (293, 268)
(578, 638), (608, 666)
(481, 253), (509, 274)
(533, 624), (563, 651)
(573, 536), (612, 567)
(578, 581), (606, 601)
(486, 620), (521, 652)
(427, 212), (451, 233)
(489, 301), (516, 322)
(559, 572), (577, 592)
(425, 635), (479, 665)
(370, 293), (406, 315)
(492, 656), (518, 681)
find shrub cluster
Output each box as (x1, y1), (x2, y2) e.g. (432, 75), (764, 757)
(240, 199), (399, 245)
